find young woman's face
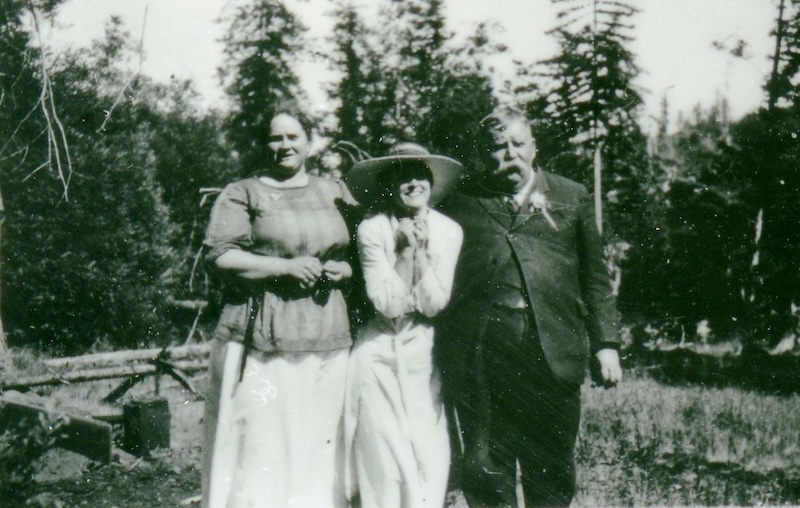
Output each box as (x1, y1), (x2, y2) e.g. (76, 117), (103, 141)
(390, 166), (432, 214)
(267, 113), (310, 177)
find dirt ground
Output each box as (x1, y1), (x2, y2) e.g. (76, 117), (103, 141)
(4, 374), (206, 508)
(7, 374), (472, 508)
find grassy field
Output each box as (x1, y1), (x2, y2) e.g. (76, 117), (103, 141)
(4, 369), (800, 507)
(574, 375), (800, 507)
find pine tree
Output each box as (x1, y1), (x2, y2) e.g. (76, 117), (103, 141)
(534, 0), (644, 177)
(347, 0), (451, 150)
(386, 0), (447, 138)
(531, 0), (647, 233)
(330, 2), (369, 148)
(220, 0), (307, 173)
(767, 0), (800, 111)
(416, 22), (499, 164)
(329, 0), (496, 163)
(526, 0), (648, 322)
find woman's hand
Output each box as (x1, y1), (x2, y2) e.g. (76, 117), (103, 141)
(283, 256), (323, 287)
(397, 216), (429, 250)
(322, 260), (353, 282)
(412, 216), (429, 249)
(395, 218), (419, 252)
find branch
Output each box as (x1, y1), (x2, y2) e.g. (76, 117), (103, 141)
(0, 97), (40, 159)
(29, 3), (73, 200)
(96, 4), (149, 133)
(331, 140), (372, 165)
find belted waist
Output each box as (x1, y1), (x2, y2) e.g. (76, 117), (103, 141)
(223, 276), (344, 303)
(372, 312), (434, 333)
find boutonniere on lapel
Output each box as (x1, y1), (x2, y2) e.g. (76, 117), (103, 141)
(528, 189), (558, 231)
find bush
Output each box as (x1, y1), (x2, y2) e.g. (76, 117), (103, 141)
(0, 411), (68, 500)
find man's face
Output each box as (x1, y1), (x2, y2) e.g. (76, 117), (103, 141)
(482, 117), (536, 193)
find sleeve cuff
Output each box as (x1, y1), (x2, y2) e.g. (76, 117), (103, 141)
(593, 341), (621, 353)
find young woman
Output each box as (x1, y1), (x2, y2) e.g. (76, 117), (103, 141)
(344, 143), (463, 508)
(202, 102), (354, 508)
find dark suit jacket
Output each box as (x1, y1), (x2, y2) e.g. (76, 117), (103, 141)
(437, 170), (619, 386)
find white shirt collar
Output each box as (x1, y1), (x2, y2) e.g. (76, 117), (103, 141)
(259, 172), (309, 189)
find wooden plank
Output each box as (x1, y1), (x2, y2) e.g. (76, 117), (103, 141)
(0, 396), (112, 464)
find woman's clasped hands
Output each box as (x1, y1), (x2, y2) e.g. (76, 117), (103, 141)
(395, 216), (429, 252)
(283, 256), (352, 288)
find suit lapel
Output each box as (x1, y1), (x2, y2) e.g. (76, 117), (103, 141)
(478, 195), (515, 230)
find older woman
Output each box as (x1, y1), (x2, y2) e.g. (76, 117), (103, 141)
(344, 143), (463, 508)
(201, 102), (354, 508)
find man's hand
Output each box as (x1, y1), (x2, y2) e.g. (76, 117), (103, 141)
(594, 348), (622, 387)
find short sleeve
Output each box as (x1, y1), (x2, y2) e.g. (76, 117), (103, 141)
(335, 176), (359, 206)
(204, 182), (254, 263)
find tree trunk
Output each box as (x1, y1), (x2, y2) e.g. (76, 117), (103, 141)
(0, 187), (7, 361)
(768, 0), (787, 113)
(593, 142), (604, 234)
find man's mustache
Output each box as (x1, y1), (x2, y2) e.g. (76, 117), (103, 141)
(491, 161), (528, 177)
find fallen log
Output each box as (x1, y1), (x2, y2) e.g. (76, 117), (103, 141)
(1, 359), (207, 392)
(169, 299), (209, 311)
(43, 343), (210, 371)
(0, 391), (112, 464)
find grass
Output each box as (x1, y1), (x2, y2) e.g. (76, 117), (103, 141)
(574, 375), (800, 507)
(6, 366), (800, 507)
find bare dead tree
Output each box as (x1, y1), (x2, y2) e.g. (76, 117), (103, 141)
(26, 5), (74, 197)
(0, 191), (6, 361)
(0, 4), (74, 359)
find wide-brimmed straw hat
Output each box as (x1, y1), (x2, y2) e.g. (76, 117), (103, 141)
(345, 142), (463, 206)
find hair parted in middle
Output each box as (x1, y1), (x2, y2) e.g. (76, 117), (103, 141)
(268, 97), (315, 137)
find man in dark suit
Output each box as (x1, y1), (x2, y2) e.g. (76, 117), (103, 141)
(437, 108), (622, 507)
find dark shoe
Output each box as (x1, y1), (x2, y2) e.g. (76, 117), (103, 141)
(461, 455), (507, 505)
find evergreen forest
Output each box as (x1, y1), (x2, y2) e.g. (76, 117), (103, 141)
(1, 0), (798, 373)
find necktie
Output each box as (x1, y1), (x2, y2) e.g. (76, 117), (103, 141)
(505, 196), (519, 214)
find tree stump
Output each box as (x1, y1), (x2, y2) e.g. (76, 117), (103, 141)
(122, 397), (170, 456)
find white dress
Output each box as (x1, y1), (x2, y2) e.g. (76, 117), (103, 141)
(201, 177), (352, 508)
(345, 209), (463, 508)
(202, 343), (349, 508)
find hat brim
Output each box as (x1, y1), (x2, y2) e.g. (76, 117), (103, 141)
(345, 154), (463, 207)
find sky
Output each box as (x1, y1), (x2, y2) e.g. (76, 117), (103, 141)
(47, 0), (776, 134)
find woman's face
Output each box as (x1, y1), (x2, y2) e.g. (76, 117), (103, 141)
(391, 171), (432, 215)
(267, 113), (310, 178)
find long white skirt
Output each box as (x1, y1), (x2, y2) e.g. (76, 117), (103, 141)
(345, 321), (450, 508)
(202, 340), (349, 508)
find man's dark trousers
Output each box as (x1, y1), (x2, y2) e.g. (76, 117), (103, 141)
(469, 303), (580, 507)
(438, 171), (619, 507)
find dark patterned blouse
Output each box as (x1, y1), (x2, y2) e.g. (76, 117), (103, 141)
(204, 176), (354, 353)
